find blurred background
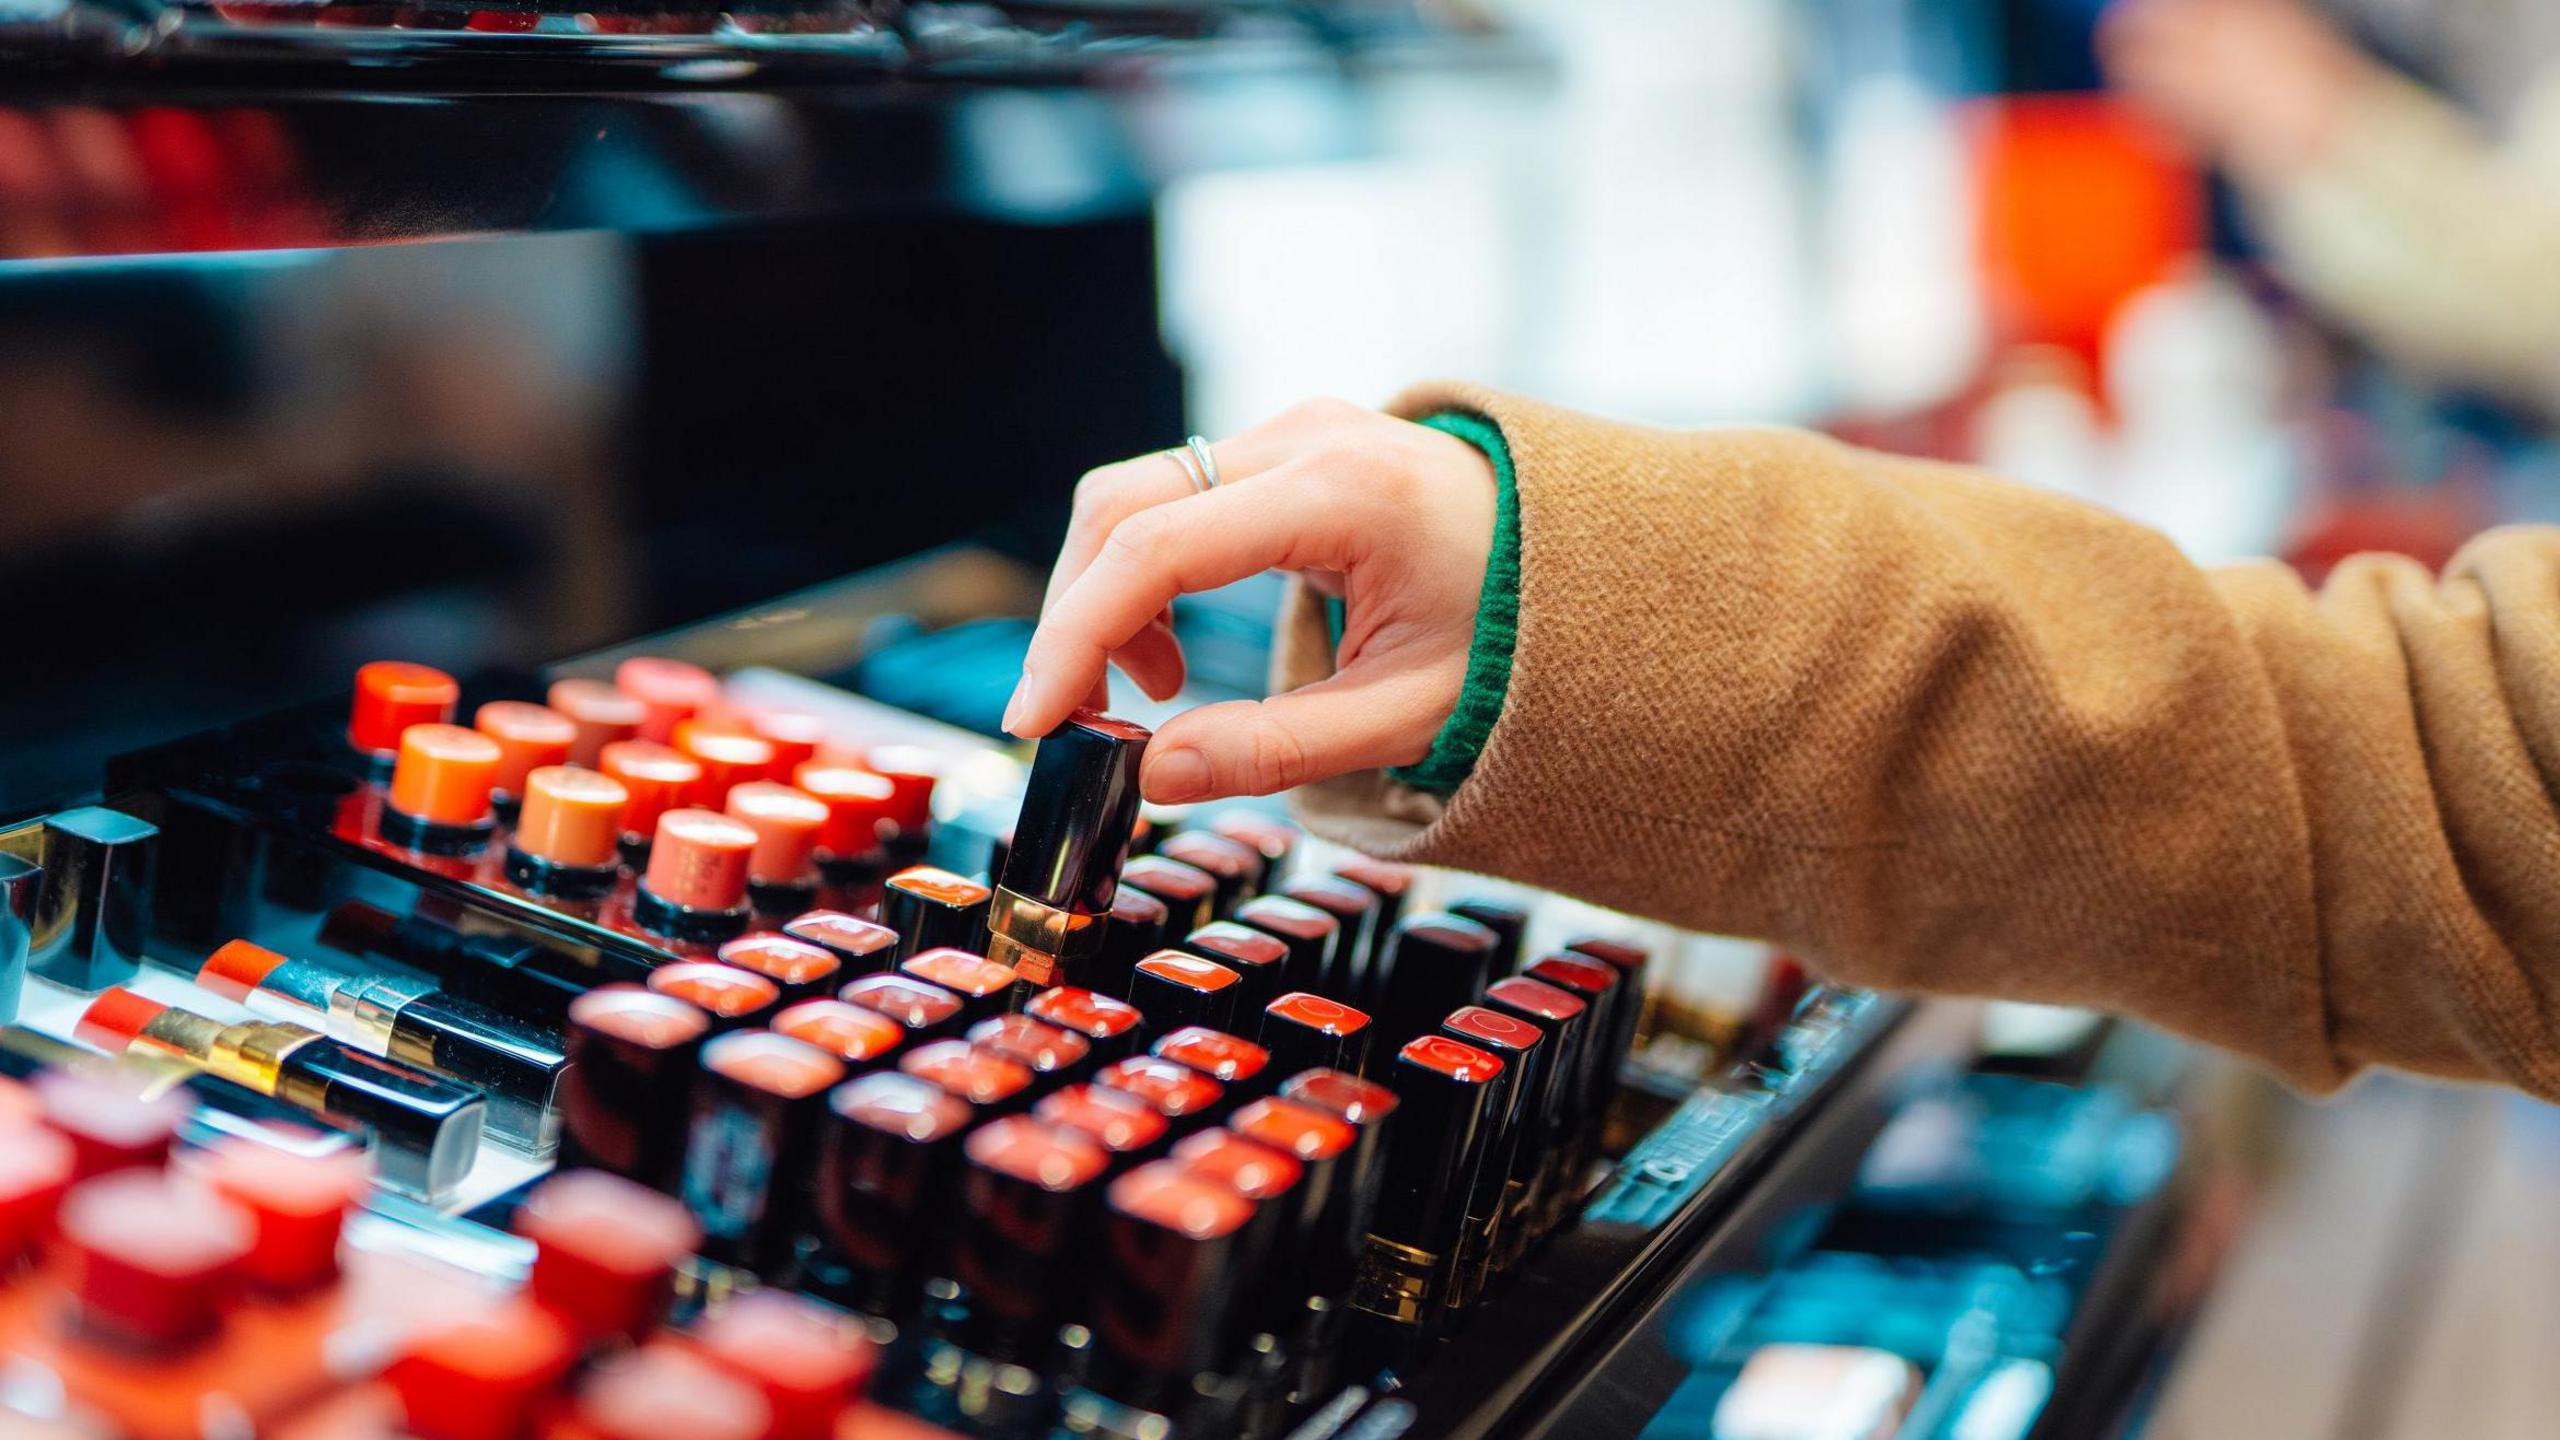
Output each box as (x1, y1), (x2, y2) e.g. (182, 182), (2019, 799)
(4, 0), (2559, 1434)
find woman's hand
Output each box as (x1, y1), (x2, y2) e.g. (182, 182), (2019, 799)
(1005, 398), (1498, 805)
(2101, 0), (2375, 185)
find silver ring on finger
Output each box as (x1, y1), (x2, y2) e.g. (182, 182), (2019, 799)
(1164, 444), (1208, 494)
(1184, 434), (1221, 491)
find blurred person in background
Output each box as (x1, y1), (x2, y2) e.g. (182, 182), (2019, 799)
(2104, 0), (2560, 414)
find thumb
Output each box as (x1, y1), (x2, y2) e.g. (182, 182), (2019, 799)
(1140, 661), (1448, 805)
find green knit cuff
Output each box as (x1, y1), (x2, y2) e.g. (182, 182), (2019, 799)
(1381, 409), (1520, 796)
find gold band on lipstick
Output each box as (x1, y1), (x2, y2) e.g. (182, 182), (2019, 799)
(984, 886), (1103, 989)
(128, 1007), (329, 1109)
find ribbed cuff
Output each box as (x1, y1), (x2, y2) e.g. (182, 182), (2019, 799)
(1381, 410), (1520, 795)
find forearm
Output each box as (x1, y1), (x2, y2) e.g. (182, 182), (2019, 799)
(1286, 382), (2560, 1096)
(2255, 73), (2560, 409)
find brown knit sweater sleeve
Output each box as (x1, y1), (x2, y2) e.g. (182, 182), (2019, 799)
(1282, 381), (2560, 1097)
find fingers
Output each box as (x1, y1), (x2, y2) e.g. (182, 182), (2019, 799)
(1010, 470), (1363, 736)
(1138, 661), (1445, 804)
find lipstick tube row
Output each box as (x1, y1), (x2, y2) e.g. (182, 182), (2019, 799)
(343, 658), (941, 951)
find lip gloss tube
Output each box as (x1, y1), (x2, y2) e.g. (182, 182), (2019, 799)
(1259, 992), (1374, 1080)
(1168, 1130), (1301, 1342)
(1437, 1007), (1542, 1309)
(899, 1039), (1035, 1117)
(1094, 1055), (1226, 1138)
(649, 961), (784, 1033)
(988, 710), (1151, 992)
(636, 809), (757, 945)
(1177, 922), (1291, 1020)
(1448, 898), (1530, 978)
(1091, 886), (1169, 1003)
(899, 948), (1018, 1026)
(772, 998), (906, 1073)
(1157, 832), (1262, 920)
(813, 1071), (973, 1317)
(726, 782), (828, 918)
(506, 765), (629, 899)
(792, 763), (898, 882)
(77, 988), (485, 1200)
(864, 747), (940, 864)
(1035, 1083), (1170, 1176)
(838, 973), (967, 1045)
(1482, 976), (1593, 1243)
(1567, 936), (1654, 1059)
(560, 985), (712, 1192)
(1233, 896), (1338, 998)
(549, 677), (646, 767)
(200, 939), (569, 1155)
(882, 866), (992, 965)
(675, 721), (779, 811)
(476, 701), (577, 812)
(1206, 811), (1297, 895)
(1369, 913), (1501, 1063)
(1092, 1158), (1260, 1409)
(349, 661), (459, 764)
(949, 1116), (1109, 1364)
(717, 934), (843, 1009)
(1152, 1027), (1273, 1104)
(382, 723), (502, 855)
(614, 656), (721, 745)
(1356, 1036), (1502, 1330)
(1277, 878), (1380, 1003)
(682, 1029), (845, 1276)
(600, 741), (704, 867)
(1128, 950), (1242, 1044)
(1120, 856), (1217, 938)
(783, 910), (899, 979)
(969, 1015), (1093, 1096)
(1024, 986), (1145, 1066)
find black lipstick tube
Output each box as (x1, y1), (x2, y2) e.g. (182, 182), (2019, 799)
(1095, 1055), (1228, 1138)
(882, 866), (993, 964)
(1093, 1158), (1259, 1409)
(1567, 937), (1653, 1062)
(1152, 1026), (1273, 1104)
(1025, 986), (1146, 1066)
(782, 910), (901, 980)
(1276, 877), (1381, 1003)
(1233, 896), (1339, 997)
(319, 902), (638, 1026)
(1090, 886), (1169, 1004)
(1483, 975), (1594, 1243)
(899, 948), (1019, 1027)
(1128, 950), (1243, 1044)
(811, 1071), (974, 1317)
(1036, 1083), (1171, 1176)
(681, 1030), (846, 1276)
(647, 961), (783, 1033)
(838, 973), (968, 1045)
(1355, 1037), (1501, 1331)
(1274, 1070), (1397, 1307)
(1369, 913), (1501, 1063)
(1259, 991), (1375, 1080)
(1119, 856), (1217, 938)
(715, 934), (844, 1009)
(1330, 859), (1415, 1004)
(205, 941), (568, 1155)
(969, 1015), (1095, 1096)
(989, 710), (1152, 991)
(1448, 898), (1531, 978)
(1206, 811), (1298, 895)
(1438, 1006), (1544, 1306)
(949, 1116), (1110, 1363)
(23, 806), (156, 993)
(1176, 922), (1291, 1020)
(559, 985), (712, 1193)
(1168, 1130), (1301, 1343)
(1156, 832), (1262, 921)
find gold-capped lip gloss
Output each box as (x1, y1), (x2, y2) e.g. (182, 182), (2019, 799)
(76, 988), (486, 1200)
(987, 709), (1151, 991)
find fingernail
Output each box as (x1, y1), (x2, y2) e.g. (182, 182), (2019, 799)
(1147, 747), (1212, 803)
(1001, 676), (1032, 736)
